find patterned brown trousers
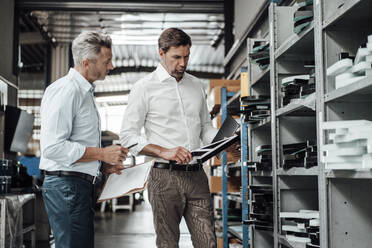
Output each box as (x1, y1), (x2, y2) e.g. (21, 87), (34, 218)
(147, 167), (217, 248)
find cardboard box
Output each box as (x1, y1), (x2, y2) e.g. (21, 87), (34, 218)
(210, 176), (241, 193)
(217, 237), (223, 248)
(217, 236), (240, 248)
(240, 70), (250, 98)
(212, 115), (222, 129)
(210, 79), (240, 91)
(208, 85), (241, 107)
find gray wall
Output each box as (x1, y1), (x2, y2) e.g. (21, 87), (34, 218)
(234, 0), (267, 41)
(0, 0), (17, 107)
(0, 0), (16, 85)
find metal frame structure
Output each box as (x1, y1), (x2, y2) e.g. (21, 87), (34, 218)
(221, 87), (239, 248)
(224, 0), (372, 247)
(315, 0), (372, 247)
(241, 119), (249, 248)
(270, 2), (318, 248)
(224, 2), (272, 247)
(0, 194), (36, 248)
(15, 0), (224, 13)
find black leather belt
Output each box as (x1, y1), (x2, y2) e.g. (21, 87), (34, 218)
(44, 170), (97, 184)
(153, 162), (202, 172)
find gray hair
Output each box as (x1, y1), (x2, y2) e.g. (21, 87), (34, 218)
(71, 31), (112, 66)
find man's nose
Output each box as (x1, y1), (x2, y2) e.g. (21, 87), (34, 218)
(108, 61), (114, 70)
(179, 59), (186, 67)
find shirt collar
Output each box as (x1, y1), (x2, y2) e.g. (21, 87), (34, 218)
(155, 63), (173, 83)
(68, 68), (95, 93)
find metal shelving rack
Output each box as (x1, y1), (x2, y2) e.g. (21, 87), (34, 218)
(269, 2), (319, 248)
(315, 0), (372, 247)
(246, 34), (274, 248)
(225, 2), (272, 247)
(221, 87), (241, 248)
(224, 1), (372, 247)
(224, 1), (270, 80)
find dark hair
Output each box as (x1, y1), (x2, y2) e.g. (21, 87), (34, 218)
(158, 28), (192, 53)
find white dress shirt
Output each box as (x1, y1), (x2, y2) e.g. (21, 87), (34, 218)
(39, 68), (101, 176)
(120, 63), (217, 162)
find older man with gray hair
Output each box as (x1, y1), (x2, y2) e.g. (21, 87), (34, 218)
(40, 31), (128, 248)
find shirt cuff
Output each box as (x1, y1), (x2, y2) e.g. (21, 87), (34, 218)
(68, 143), (86, 166)
(130, 136), (150, 156)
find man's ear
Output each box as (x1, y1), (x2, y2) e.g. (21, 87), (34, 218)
(159, 48), (165, 57)
(81, 58), (89, 69)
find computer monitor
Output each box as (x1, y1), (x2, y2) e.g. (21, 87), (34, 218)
(4, 106), (34, 153)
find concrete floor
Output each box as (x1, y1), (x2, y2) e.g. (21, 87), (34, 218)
(94, 201), (193, 248)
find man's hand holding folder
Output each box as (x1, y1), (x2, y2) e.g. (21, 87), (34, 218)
(101, 143), (139, 175)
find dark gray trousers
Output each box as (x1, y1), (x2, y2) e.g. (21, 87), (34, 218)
(148, 168), (217, 248)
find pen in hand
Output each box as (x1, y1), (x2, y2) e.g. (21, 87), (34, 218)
(127, 143), (138, 149)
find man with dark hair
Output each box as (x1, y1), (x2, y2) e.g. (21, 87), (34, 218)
(120, 27), (217, 247)
(158, 27), (192, 53)
(40, 31), (128, 248)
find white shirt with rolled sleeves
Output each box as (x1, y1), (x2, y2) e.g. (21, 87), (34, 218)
(39, 68), (101, 177)
(119, 63), (218, 162)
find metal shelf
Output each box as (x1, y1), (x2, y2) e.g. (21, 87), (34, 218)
(277, 166), (319, 176)
(324, 75), (372, 103)
(227, 193), (243, 203)
(228, 225), (243, 241)
(228, 161), (242, 170)
(322, 0), (372, 30)
(223, 1), (269, 67)
(270, 4), (319, 247)
(251, 67), (270, 88)
(274, 22), (314, 60)
(251, 170), (273, 177)
(278, 234), (307, 248)
(276, 93), (316, 117)
(250, 116), (271, 130)
(227, 91), (241, 107)
(326, 169), (372, 179)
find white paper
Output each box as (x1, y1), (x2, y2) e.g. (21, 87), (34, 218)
(98, 160), (154, 202)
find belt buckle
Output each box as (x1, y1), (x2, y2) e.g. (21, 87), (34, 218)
(92, 176), (97, 184)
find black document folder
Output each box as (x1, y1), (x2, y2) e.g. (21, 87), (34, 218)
(212, 115), (240, 143)
(191, 115), (240, 164)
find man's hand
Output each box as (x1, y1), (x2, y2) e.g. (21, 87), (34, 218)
(101, 145), (128, 165)
(226, 141), (240, 153)
(226, 133), (240, 153)
(101, 162), (124, 175)
(159, 146), (193, 164)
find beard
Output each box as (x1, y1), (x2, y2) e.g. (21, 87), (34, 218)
(171, 69), (185, 78)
